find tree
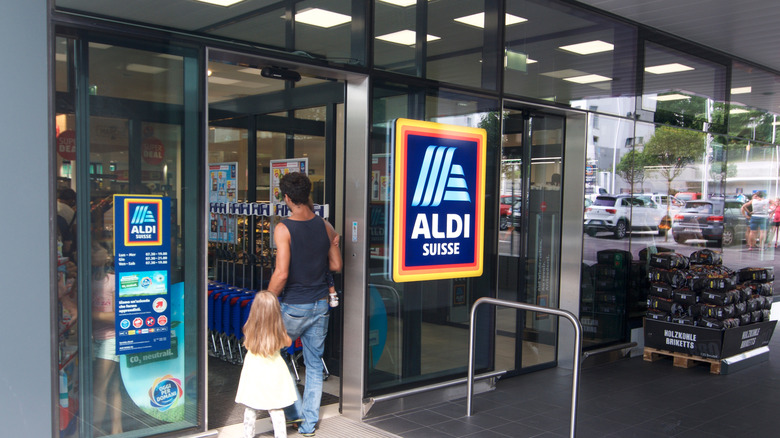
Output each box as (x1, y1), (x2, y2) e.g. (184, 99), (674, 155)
(643, 126), (706, 196)
(616, 149), (648, 192)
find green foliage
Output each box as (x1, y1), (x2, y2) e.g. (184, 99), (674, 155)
(615, 149), (648, 191)
(653, 97), (727, 134)
(643, 126), (706, 191)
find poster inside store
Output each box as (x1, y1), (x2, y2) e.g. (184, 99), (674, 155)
(208, 162), (238, 243)
(270, 158), (308, 205)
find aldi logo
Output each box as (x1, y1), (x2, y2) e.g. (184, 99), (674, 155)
(392, 119), (486, 282)
(123, 198), (163, 246)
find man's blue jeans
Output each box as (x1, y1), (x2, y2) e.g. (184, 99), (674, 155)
(281, 300), (330, 434)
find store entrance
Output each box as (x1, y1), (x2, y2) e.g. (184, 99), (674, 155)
(206, 51), (345, 429)
(496, 104), (565, 376)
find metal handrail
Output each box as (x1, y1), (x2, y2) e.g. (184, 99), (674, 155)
(467, 297), (583, 438)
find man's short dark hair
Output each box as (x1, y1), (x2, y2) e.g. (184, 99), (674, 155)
(58, 188), (76, 202)
(279, 172), (311, 206)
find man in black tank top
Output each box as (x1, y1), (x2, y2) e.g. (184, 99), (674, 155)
(268, 172), (342, 436)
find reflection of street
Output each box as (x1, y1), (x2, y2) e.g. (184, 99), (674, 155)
(498, 228), (780, 294)
(582, 231), (778, 275)
(498, 228), (522, 256)
(499, 227), (779, 281)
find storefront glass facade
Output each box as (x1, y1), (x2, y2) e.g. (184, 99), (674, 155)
(38, 1), (780, 437)
(55, 33), (203, 437)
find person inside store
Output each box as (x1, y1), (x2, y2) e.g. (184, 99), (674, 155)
(267, 172), (342, 437)
(741, 190), (771, 250)
(57, 187), (77, 257)
(91, 243), (123, 435)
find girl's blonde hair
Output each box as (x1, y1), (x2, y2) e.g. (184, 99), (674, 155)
(242, 291), (288, 357)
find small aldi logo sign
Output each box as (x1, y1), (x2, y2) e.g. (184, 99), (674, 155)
(392, 119), (486, 282)
(122, 197), (164, 246)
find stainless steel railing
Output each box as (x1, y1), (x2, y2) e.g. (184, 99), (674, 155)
(466, 297), (583, 438)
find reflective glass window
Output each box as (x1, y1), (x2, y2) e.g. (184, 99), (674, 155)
(368, 81), (499, 394)
(56, 0), (365, 66)
(374, 0), (498, 89)
(641, 42), (727, 132)
(729, 62), (780, 144)
(505, 0), (637, 116)
(54, 38), (201, 437)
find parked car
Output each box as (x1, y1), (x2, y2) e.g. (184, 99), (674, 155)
(583, 195), (665, 239)
(644, 193), (685, 235)
(499, 195), (520, 230)
(585, 186), (609, 202)
(671, 198), (747, 246)
(675, 191), (702, 203)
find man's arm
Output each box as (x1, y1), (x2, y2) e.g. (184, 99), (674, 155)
(324, 220), (343, 273)
(267, 222), (291, 296)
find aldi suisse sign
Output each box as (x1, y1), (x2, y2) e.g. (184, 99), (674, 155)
(392, 119), (486, 282)
(114, 195), (171, 355)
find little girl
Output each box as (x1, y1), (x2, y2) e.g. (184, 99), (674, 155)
(235, 291), (297, 438)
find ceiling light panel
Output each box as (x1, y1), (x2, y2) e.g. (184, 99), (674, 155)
(376, 30), (440, 45)
(295, 8), (351, 28)
(208, 76), (241, 85)
(453, 12), (527, 28)
(126, 64), (167, 74)
(654, 94), (691, 101)
(558, 40), (613, 55)
(731, 86), (752, 95)
(541, 69), (588, 79)
(645, 63), (694, 74)
(378, 0), (429, 6)
(563, 74), (612, 84)
(195, 0), (245, 6)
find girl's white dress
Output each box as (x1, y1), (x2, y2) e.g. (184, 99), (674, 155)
(235, 349), (297, 410)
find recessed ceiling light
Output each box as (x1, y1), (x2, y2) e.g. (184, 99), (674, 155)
(378, 0), (427, 6)
(729, 107), (749, 114)
(295, 8), (351, 28)
(126, 64), (167, 74)
(208, 76), (241, 85)
(376, 30), (440, 45)
(157, 53), (182, 60)
(558, 40), (613, 55)
(238, 67), (263, 75)
(195, 0), (245, 6)
(563, 74), (612, 84)
(454, 12), (527, 28)
(654, 94), (691, 101)
(645, 63), (694, 74)
(541, 69), (588, 79)
(731, 86), (752, 95)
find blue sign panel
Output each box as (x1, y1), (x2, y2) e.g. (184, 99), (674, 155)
(392, 119), (486, 282)
(114, 195), (171, 355)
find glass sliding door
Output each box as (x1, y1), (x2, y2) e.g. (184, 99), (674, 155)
(496, 106), (563, 375)
(205, 54), (346, 427)
(54, 34), (203, 437)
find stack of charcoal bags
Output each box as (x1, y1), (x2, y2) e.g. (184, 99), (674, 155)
(646, 249), (773, 328)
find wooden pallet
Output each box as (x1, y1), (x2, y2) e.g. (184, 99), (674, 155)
(643, 347), (722, 374)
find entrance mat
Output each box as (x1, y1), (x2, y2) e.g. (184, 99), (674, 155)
(208, 356), (339, 429)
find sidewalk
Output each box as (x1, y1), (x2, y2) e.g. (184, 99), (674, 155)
(215, 405), (401, 438)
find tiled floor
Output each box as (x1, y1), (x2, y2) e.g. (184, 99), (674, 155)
(213, 304), (779, 437)
(365, 307), (780, 438)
